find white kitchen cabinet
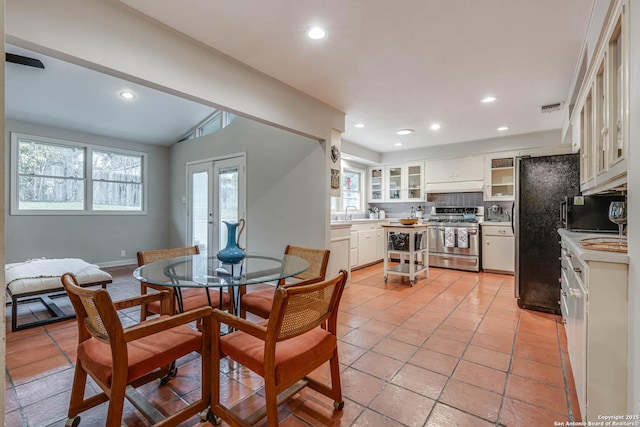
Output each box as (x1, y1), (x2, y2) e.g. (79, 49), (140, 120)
(425, 156), (484, 193)
(572, 0), (628, 195)
(357, 230), (377, 266)
(425, 157), (484, 182)
(376, 227), (385, 260)
(559, 230), (629, 421)
(348, 221), (386, 269)
(384, 162), (424, 202)
(368, 166), (385, 202)
(481, 224), (514, 274)
(484, 154), (515, 201)
(328, 224), (351, 281)
(350, 230), (358, 268)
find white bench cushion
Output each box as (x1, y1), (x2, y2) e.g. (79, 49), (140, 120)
(6, 258), (112, 296)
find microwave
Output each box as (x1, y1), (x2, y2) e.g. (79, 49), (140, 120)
(560, 195), (625, 232)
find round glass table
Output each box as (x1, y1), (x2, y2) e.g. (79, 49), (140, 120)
(133, 253), (310, 314)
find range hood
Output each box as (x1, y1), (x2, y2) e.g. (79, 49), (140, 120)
(425, 180), (484, 193)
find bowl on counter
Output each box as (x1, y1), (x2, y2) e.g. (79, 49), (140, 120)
(399, 218), (419, 225)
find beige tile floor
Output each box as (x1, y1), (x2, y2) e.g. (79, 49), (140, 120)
(5, 263), (581, 426)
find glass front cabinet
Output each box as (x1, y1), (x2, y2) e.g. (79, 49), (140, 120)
(572, 0), (628, 194)
(383, 162), (424, 202)
(484, 155), (515, 201)
(368, 166), (385, 202)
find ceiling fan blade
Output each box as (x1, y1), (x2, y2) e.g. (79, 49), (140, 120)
(6, 53), (45, 69)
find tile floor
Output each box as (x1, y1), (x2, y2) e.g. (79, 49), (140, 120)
(4, 263), (581, 426)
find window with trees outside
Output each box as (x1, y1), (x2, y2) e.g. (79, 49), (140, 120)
(11, 133), (146, 215)
(331, 167), (364, 213)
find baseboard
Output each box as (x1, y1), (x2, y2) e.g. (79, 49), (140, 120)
(97, 258), (138, 268)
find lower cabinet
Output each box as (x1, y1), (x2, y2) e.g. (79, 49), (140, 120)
(350, 231), (358, 268)
(329, 224), (351, 280)
(559, 231), (628, 421)
(357, 230), (377, 266)
(481, 224), (514, 274)
(351, 221), (385, 268)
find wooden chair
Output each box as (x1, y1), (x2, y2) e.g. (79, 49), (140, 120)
(240, 245), (330, 319)
(137, 246), (233, 321)
(211, 270), (348, 427)
(60, 272), (214, 426)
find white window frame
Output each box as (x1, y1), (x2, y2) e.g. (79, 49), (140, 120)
(10, 132), (147, 215)
(331, 167), (365, 213)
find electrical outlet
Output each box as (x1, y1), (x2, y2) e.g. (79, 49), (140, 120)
(120, 250), (126, 257)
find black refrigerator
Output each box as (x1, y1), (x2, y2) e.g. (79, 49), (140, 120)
(514, 153), (580, 314)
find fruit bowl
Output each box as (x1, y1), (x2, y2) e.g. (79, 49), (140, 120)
(399, 218), (419, 225)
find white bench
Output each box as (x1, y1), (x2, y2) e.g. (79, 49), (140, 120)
(5, 258), (113, 331)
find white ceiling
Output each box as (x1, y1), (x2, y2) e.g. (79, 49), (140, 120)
(6, 1), (595, 153)
(119, 0), (594, 153)
(5, 45), (216, 146)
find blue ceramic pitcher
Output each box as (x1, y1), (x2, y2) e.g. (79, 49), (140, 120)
(216, 219), (246, 263)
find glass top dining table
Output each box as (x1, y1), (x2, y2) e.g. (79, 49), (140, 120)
(133, 253), (310, 314)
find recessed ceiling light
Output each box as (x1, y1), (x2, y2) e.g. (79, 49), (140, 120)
(396, 129), (414, 135)
(497, 126), (509, 131)
(482, 96), (497, 103)
(120, 90), (136, 100)
(430, 123), (442, 131)
(394, 142), (403, 146)
(354, 123), (365, 128)
(306, 26), (327, 40)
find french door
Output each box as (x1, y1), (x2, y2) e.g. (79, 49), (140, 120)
(187, 155), (245, 256)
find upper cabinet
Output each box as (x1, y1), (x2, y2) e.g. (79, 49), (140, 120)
(484, 154), (515, 201)
(425, 156), (484, 193)
(368, 166), (385, 202)
(384, 162), (424, 202)
(572, 0), (628, 195)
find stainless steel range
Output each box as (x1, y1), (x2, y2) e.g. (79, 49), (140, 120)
(427, 206), (484, 272)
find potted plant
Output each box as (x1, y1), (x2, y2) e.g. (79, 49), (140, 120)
(368, 206), (379, 219)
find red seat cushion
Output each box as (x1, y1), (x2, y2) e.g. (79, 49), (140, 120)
(220, 327), (336, 387)
(148, 287), (231, 314)
(240, 288), (275, 318)
(78, 320), (201, 386)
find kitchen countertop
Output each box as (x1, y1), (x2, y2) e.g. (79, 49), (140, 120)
(558, 228), (629, 264)
(480, 221), (511, 226)
(330, 218), (388, 225)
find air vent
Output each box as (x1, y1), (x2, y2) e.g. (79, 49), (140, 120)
(540, 102), (564, 113)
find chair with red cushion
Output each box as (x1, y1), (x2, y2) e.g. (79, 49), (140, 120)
(240, 245), (330, 319)
(137, 246), (233, 320)
(211, 269), (348, 427)
(61, 272), (214, 426)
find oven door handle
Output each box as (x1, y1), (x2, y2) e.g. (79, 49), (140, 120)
(466, 229), (478, 235)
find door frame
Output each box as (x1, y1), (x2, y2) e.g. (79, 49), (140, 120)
(186, 152), (246, 254)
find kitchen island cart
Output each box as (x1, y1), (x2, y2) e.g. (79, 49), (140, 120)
(382, 223), (429, 286)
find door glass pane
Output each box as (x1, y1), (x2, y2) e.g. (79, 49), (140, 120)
(218, 167), (239, 251)
(192, 171), (209, 252)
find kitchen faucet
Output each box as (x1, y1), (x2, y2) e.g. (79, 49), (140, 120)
(345, 205), (357, 221)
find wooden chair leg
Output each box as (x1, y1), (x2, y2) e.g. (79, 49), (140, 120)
(106, 379), (127, 426)
(68, 364), (88, 418)
(264, 385), (279, 427)
(329, 351), (344, 408)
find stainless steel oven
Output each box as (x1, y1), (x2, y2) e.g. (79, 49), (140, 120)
(427, 206), (483, 272)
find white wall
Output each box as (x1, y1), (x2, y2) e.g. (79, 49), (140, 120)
(170, 117), (326, 253)
(626, 0), (639, 415)
(4, 120), (171, 265)
(1, 0), (7, 421)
